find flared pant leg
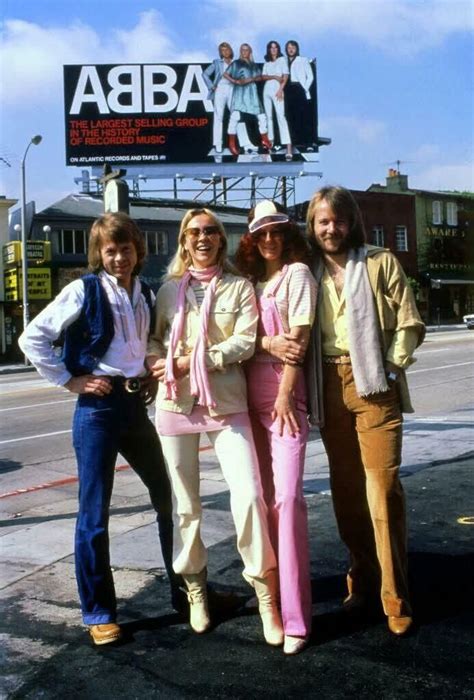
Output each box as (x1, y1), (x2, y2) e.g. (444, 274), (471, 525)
(248, 363), (312, 636)
(160, 423), (276, 580)
(321, 365), (411, 617)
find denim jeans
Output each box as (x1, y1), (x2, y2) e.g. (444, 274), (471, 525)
(73, 387), (178, 625)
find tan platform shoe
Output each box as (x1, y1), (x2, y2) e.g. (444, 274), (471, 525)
(88, 623), (122, 646)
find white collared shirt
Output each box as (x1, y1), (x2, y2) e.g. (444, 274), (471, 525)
(18, 271), (151, 386)
(289, 56), (313, 96)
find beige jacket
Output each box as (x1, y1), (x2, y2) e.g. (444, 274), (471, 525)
(306, 246), (425, 425)
(148, 273), (258, 416)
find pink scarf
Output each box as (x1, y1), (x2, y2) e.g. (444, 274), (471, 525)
(164, 265), (222, 408)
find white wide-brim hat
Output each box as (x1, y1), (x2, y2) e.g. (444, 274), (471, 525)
(249, 200), (289, 234)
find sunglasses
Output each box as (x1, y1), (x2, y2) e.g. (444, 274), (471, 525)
(256, 229), (284, 240)
(184, 226), (221, 239)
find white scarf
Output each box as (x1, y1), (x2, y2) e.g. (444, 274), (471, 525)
(344, 246), (389, 396)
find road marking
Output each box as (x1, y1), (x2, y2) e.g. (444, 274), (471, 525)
(0, 465), (130, 499)
(409, 361), (473, 374)
(0, 399), (76, 413)
(0, 429), (72, 445)
(0, 446), (214, 498)
(406, 416), (473, 424)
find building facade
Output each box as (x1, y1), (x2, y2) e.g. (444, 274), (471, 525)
(2, 194), (249, 361)
(369, 170), (474, 323)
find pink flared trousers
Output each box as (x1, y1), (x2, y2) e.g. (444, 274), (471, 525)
(247, 361), (312, 637)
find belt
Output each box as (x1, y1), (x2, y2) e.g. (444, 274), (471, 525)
(109, 376), (144, 394)
(323, 354), (351, 365)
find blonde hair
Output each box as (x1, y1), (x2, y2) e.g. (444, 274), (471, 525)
(218, 42), (234, 59)
(240, 43), (254, 62)
(163, 208), (237, 280)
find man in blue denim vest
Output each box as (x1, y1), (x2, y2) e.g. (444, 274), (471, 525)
(19, 212), (182, 646)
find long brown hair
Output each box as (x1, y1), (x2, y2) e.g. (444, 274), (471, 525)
(306, 186), (366, 255)
(88, 212), (145, 274)
(235, 203), (310, 282)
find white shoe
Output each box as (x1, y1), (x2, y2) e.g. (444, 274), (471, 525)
(283, 635), (309, 655)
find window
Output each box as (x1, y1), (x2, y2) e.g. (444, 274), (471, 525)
(145, 230), (168, 255)
(227, 233), (242, 256)
(372, 226), (384, 247)
(432, 200), (442, 225)
(395, 225), (408, 252)
(446, 202), (458, 226)
(59, 229), (87, 254)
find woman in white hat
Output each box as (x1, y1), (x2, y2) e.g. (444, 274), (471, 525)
(236, 200), (317, 654)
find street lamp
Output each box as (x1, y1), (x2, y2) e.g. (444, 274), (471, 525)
(20, 134), (42, 345)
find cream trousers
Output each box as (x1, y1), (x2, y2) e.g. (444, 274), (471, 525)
(159, 421), (277, 580)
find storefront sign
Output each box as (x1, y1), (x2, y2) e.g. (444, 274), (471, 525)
(3, 241), (52, 266)
(4, 267), (52, 301)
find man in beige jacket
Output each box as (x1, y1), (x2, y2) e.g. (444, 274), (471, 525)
(305, 186), (425, 636)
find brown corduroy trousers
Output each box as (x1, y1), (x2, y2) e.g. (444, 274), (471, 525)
(320, 364), (411, 617)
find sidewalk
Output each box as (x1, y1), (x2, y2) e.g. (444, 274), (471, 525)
(1, 439), (473, 697)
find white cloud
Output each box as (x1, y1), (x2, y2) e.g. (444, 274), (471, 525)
(321, 116), (386, 144)
(410, 144), (442, 162)
(208, 0), (473, 56)
(0, 10), (209, 109)
(411, 162), (474, 192)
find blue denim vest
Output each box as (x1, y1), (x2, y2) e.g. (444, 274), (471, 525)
(61, 274), (153, 376)
(61, 275), (114, 376)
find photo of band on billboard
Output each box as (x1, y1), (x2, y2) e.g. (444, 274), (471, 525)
(63, 39), (318, 167)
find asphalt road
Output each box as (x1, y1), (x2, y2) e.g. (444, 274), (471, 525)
(1, 329), (473, 486)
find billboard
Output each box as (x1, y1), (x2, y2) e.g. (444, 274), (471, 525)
(64, 47), (318, 168)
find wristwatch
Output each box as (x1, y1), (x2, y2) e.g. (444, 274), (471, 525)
(387, 371), (399, 383)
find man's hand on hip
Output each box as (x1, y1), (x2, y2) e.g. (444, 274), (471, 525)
(65, 375), (112, 396)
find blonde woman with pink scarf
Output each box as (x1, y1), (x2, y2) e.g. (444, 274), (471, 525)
(146, 208), (282, 645)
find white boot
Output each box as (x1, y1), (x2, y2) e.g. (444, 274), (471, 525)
(183, 570), (210, 634)
(252, 570), (284, 646)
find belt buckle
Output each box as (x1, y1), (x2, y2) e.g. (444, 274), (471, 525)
(124, 377), (141, 394)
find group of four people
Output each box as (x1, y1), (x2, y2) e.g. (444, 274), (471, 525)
(19, 186), (424, 655)
(203, 39), (314, 158)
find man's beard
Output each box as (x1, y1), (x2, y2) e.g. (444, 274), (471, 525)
(314, 235), (351, 255)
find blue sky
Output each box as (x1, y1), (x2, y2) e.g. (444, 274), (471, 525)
(1, 0), (473, 214)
